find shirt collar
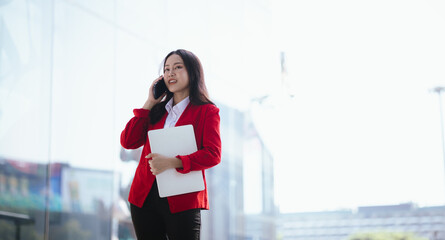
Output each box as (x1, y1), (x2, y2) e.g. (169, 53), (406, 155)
(165, 96), (190, 114)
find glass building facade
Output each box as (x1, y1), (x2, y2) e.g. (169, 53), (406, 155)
(0, 1), (276, 239)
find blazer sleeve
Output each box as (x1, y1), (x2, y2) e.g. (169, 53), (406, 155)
(176, 105), (222, 173)
(120, 108), (150, 149)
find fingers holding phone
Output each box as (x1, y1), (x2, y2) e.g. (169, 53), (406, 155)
(143, 76), (166, 110)
(153, 77), (168, 99)
(149, 76), (163, 97)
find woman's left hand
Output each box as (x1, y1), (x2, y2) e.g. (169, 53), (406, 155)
(146, 153), (182, 175)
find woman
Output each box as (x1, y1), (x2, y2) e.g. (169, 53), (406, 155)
(120, 49), (221, 240)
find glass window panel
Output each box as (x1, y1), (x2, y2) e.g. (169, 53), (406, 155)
(1, 1), (53, 239)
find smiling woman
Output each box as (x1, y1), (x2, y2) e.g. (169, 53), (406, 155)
(120, 49), (221, 240)
(148, 50), (214, 125)
(163, 54), (190, 102)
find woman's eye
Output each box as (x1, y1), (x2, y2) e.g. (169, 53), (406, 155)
(164, 68), (169, 72)
(175, 66), (182, 70)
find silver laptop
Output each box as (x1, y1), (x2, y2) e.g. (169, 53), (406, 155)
(148, 124), (205, 197)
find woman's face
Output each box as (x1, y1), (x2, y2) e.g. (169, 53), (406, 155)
(164, 54), (190, 98)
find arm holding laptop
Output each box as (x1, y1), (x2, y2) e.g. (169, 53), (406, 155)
(145, 104), (221, 175)
(145, 153), (182, 175)
(175, 105), (221, 174)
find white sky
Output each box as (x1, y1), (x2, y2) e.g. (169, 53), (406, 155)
(248, 0), (445, 213)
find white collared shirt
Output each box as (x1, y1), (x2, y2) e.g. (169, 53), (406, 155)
(164, 97), (190, 128)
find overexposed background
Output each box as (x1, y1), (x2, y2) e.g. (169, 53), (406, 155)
(1, 0), (445, 217)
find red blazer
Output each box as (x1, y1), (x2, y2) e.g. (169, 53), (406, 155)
(120, 103), (221, 213)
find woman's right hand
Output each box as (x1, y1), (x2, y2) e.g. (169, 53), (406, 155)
(142, 76), (165, 110)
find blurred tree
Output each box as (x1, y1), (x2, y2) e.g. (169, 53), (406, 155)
(0, 221), (15, 240)
(347, 231), (428, 240)
(0, 220), (42, 240)
(50, 219), (91, 240)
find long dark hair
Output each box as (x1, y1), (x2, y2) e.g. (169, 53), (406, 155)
(150, 49), (214, 124)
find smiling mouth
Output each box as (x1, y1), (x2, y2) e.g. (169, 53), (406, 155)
(168, 79), (177, 84)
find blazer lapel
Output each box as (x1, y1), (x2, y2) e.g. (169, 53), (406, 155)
(175, 103), (192, 127)
(154, 113), (168, 129)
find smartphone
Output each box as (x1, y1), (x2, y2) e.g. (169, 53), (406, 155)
(153, 78), (168, 99)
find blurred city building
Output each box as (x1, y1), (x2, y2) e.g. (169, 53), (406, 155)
(4, 103), (445, 240)
(278, 203), (445, 240)
(0, 158), (115, 240)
